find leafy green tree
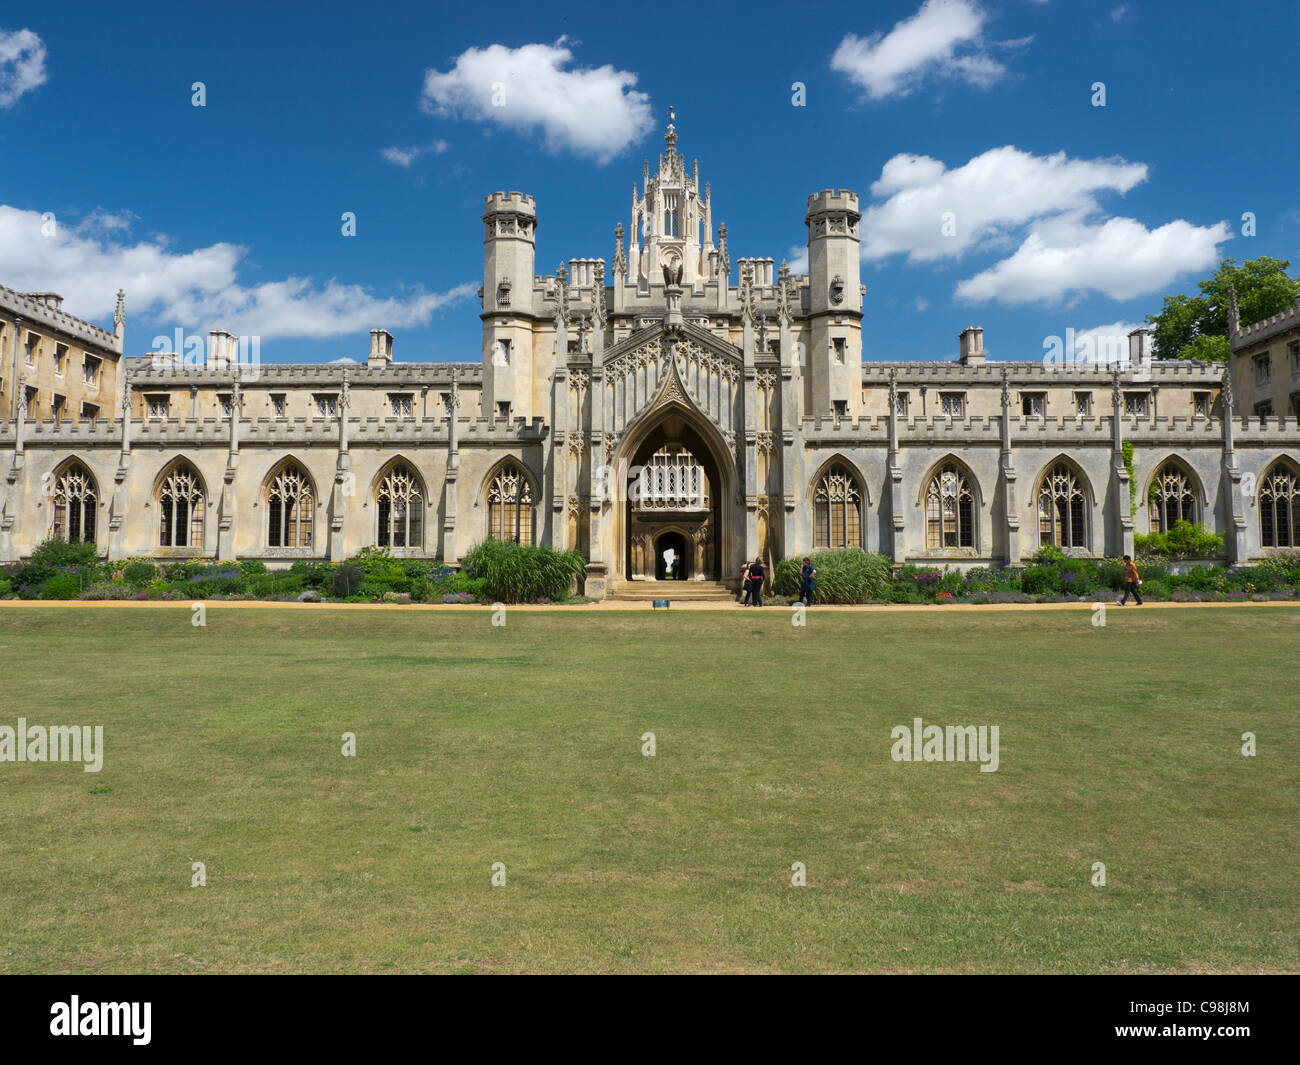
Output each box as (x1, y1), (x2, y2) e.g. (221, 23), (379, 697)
(1147, 257), (1300, 361)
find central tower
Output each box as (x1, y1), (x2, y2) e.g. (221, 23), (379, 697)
(626, 106), (717, 287)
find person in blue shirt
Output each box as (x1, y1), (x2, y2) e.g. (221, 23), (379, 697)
(798, 557), (816, 605)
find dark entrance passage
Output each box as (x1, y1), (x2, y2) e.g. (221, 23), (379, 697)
(654, 531), (689, 580)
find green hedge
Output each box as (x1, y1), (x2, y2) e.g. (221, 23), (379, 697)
(1135, 520), (1224, 559)
(460, 541), (586, 603)
(773, 549), (893, 604)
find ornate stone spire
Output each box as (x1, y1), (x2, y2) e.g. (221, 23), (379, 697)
(740, 261), (756, 327)
(593, 261), (608, 332)
(1227, 283), (1241, 340)
(777, 260), (793, 326)
(717, 223), (730, 279)
(113, 289), (125, 330)
(664, 104), (677, 164)
(612, 223), (626, 279)
(555, 263), (569, 327)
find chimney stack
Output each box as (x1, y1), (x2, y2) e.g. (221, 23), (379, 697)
(368, 329), (394, 367)
(958, 326), (986, 365)
(207, 329), (236, 369)
(1127, 327), (1152, 367)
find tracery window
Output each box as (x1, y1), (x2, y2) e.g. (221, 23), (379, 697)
(158, 463), (205, 548)
(925, 464), (974, 550)
(663, 193), (680, 238)
(1260, 462), (1300, 548)
(1150, 462), (1197, 533)
(487, 463), (534, 545)
(1037, 463), (1087, 549)
(52, 463), (96, 544)
(267, 464), (313, 549)
(377, 464), (423, 550)
(814, 465), (862, 549)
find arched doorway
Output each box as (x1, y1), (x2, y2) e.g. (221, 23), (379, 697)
(654, 530), (689, 580)
(622, 413), (728, 582)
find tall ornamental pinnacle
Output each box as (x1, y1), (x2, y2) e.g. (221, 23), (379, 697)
(627, 108), (716, 287)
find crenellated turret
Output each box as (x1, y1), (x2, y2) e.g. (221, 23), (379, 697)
(481, 192), (539, 422)
(804, 189), (863, 417)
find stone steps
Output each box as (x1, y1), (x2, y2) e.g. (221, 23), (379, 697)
(608, 580), (737, 602)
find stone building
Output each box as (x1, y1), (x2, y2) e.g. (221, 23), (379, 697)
(2, 112), (1298, 593)
(1229, 286), (1300, 422)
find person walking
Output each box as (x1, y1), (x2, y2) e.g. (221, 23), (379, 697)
(739, 561), (752, 606)
(746, 556), (765, 607)
(1117, 555), (1143, 606)
(798, 557), (816, 606)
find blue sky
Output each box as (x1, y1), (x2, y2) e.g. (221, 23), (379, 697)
(1, 0), (1297, 364)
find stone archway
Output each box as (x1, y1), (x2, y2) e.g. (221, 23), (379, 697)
(618, 411), (733, 583)
(654, 530), (689, 580)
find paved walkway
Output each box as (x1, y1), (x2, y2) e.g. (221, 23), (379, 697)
(0, 599), (1295, 614)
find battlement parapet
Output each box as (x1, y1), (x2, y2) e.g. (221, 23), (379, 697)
(483, 191), (537, 216)
(0, 283), (121, 352)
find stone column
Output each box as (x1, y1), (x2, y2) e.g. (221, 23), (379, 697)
(886, 371), (905, 564)
(330, 374), (350, 561)
(107, 382), (133, 560)
(443, 380), (461, 565)
(999, 370), (1021, 565)
(217, 378), (240, 561)
(1111, 370), (1134, 559)
(1219, 366), (1247, 562)
(552, 367), (568, 549)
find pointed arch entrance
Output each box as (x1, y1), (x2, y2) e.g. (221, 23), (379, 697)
(622, 415), (727, 581)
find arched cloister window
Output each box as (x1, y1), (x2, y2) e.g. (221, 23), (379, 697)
(267, 463), (313, 549)
(1260, 462), (1300, 548)
(925, 463), (975, 550)
(51, 462), (96, 543)
(487, 463), (534, 545)
(158, 462), (205, 548)
(1150, 461), (1197, 533)
(813, 464), (863, 549)
(377, 463), (423, 550)
(1037, 462), (1088, 549)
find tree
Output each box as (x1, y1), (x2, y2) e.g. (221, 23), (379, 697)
(1146, 257), (1300, 361)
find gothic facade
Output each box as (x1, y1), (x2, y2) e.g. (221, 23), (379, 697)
(3, 114), (1299, 594)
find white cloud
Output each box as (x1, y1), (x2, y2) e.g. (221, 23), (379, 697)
(0, 205), (476, 341)
(863, 145), (1149, 262)
(830, 0), (1022, 100)
(955, 215), (1231, 305)
(859, 144), (1231, 305)
(784, 245), (809, 276)
(380, 140), (449, 167)
(1064, 320), (1145, 362)
(0, 28), (47, 108)
(421, 39), (653, 164)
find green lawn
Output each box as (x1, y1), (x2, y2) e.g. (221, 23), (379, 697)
(0, 605), (1296, 973)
